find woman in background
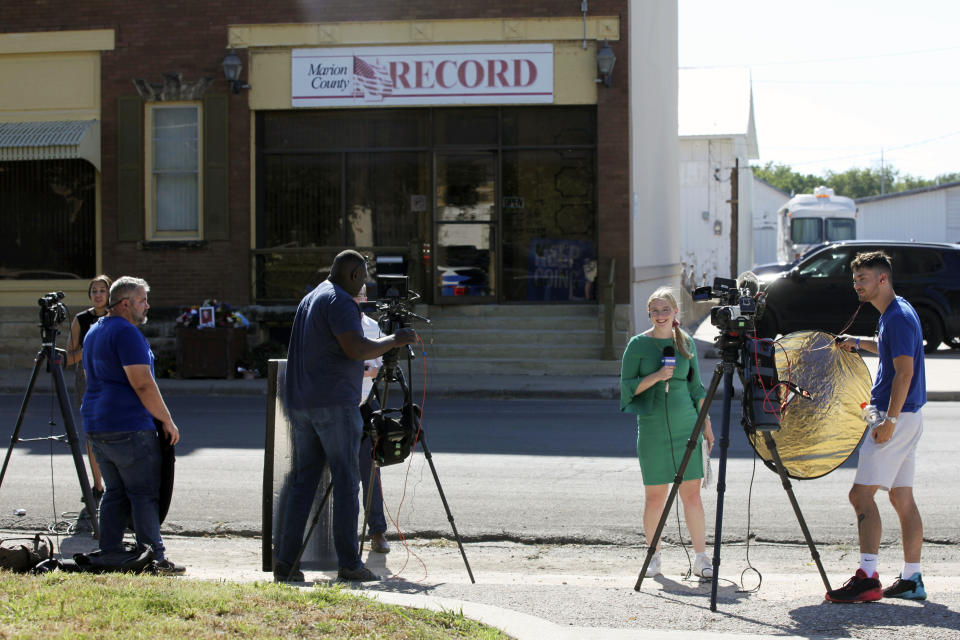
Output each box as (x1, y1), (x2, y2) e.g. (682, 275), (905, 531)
(67, 274), (113, 507)
(620, 287), (714, 579)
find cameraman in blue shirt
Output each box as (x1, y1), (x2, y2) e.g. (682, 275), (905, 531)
(275, 250), (416, 582)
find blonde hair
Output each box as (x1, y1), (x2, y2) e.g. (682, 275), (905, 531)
(647, 287), (694, 360)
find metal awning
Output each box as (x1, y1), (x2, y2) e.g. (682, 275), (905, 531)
(0, 120), (101, 171)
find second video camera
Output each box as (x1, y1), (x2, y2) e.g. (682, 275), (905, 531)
(694, 277), (758, 332)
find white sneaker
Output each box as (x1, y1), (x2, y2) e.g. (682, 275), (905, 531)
(694, 553), (713, 579)
(644, 551), (662, 577)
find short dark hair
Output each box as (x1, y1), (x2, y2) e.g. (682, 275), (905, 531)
(851, 251), (893, 277)
(329, 250), (367, 280)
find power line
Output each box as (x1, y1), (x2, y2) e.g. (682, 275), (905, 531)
(680, 45), (960, 70)
(782, 130), (960, 169)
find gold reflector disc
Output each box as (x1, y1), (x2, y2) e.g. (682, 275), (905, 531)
(747, 330), (872, 479)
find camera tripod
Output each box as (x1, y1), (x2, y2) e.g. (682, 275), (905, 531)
(633, 330), (830, 612)
(289, 325), (474, 583)
(0, 322), (100, 539)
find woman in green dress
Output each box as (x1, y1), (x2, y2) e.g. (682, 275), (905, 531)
(620, 287), (714, 578)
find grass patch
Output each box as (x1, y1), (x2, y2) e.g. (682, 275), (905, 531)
(0, 571), (509, 639)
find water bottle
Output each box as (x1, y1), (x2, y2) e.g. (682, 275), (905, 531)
(860, 402), (882, 429)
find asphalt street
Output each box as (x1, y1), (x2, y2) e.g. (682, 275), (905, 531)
(0, 395), (954, 548)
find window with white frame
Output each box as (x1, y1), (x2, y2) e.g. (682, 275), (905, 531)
(147, 103), (201, 239)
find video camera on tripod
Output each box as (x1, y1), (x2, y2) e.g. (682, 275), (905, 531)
(693, 275), (763, 333)
(693, 275), (779, 433)
(38, 291), (68, 341)
(358, 274), (431, 467)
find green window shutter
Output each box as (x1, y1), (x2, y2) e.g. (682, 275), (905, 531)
(116, 96), (144, 241)
(203, 94), (229, 241)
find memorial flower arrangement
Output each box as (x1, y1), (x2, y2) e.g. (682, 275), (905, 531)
(175, 299), (250, 329)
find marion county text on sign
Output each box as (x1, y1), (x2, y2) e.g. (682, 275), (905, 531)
(291, 44), (554, 107)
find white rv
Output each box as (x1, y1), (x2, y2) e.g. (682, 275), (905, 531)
(777, 186), (857, 263)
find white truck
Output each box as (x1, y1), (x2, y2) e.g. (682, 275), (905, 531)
(777, 186), (857, 263)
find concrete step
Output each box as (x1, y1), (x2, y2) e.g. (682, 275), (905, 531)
(417, 304), (600, 319)
(421, 357), (622, 376)
(423, 328), (629, 346)
(419, 315), (602, 331)
(426, 344), (606, 359)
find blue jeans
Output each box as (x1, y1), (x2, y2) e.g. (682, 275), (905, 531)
(276, 405), (364, 570)
(88, 429), (165, 560)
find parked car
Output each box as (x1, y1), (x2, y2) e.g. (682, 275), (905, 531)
(754, 241), (960, 353)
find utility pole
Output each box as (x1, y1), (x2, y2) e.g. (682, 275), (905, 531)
(729, 158), (739, 277)
(881, 148), (886, 195)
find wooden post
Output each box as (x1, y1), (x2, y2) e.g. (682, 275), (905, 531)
(730, 158), (739, 277)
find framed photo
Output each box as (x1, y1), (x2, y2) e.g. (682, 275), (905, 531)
(198, 305), (215, 328)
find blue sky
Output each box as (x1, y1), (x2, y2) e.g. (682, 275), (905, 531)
(679, 0), (960, 180)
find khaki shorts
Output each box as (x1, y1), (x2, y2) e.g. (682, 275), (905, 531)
(854, 409), (922, 491)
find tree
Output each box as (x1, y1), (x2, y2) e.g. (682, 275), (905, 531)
(751, 162), (960, 199)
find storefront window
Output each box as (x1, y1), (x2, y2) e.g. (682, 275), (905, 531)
(0, 159), (95, 279)
(501, 148), (597, 302)
(347, 152), (429, 247)
(257, 106), (596, 303)
(262, 154), (342, 248)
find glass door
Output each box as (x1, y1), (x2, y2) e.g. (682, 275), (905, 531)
(434, 152), (498, 303)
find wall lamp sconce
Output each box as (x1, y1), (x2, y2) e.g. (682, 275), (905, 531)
(595, 40), (616, 88)
(221, 50), (250, 94)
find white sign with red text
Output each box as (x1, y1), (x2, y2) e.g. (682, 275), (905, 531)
(291, 44), (553, 107)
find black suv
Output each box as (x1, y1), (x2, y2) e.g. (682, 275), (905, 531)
(755, 241), (960, 353)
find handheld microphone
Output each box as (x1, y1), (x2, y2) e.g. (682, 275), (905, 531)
(662, 345), (676, 393)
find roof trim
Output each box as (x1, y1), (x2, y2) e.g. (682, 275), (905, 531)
(855, 180), (960, 204)
(0, 120), (100, 171)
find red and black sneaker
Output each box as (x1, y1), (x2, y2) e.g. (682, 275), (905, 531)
(825, 569), (883, 603)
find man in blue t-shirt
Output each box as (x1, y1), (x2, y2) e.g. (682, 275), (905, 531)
(829, 251), (928, 603)
(82, 276), (183, 574)
(275, 250), (416, 583)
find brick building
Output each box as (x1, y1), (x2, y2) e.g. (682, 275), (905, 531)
(1, 1), (680, 372)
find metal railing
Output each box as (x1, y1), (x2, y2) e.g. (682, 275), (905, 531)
(602, 257), (617, 360)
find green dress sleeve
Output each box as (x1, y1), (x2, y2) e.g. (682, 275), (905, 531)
(620, 335), (654, 415)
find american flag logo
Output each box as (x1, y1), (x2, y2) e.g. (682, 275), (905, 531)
(352, 57), (394, 102)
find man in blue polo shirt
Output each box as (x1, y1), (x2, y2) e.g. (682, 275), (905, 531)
(829, 251), (927, 603)
(275, 250), (416, 582)
(82, 276), (183, 573)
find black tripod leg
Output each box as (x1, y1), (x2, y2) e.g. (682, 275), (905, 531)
(762, 431), (832, 591)
(416, 435), (475, 584)
(287, 481), (334, 580)
(634, 362), (723, 591)
(51, 355), (100, 539)
(358, 438), (378, 557)
(396, 368), (475, 584)
(709, 366), (735, 612)
(0, 351), (44, 492)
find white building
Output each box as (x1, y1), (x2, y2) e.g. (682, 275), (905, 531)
(678, 67), (759, 287)
(857, 181), (960, 244)
(752, 177), (790, 266)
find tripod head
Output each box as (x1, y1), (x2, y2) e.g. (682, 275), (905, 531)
(363, 275), (430, 379)
(37, 291), (68, 348)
